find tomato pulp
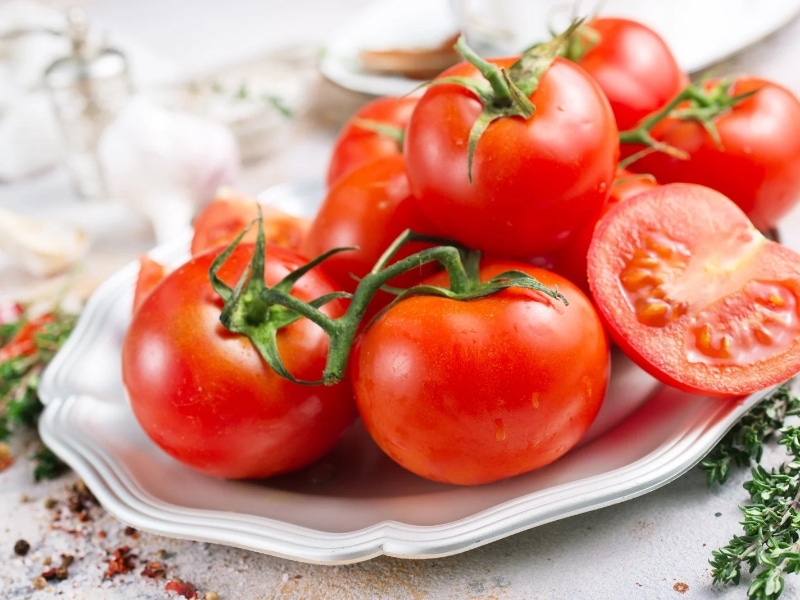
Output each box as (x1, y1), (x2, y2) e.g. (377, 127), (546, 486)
(588, 183), (800, 397)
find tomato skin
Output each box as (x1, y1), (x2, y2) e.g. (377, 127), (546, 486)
(625, 77), (800, 232)
(190, 190), (309, 256)
(404, 56), (618, 258)
(326, 95), (419, 188)
(131, 255), (167, 315)
(121, 243), (356, 480)
(575, 17), (687, 131)
(547, 170), (659, 296)
(587, 182), (800, 397)
(351, 261), (610, 485)
(303, 155), (440, 299)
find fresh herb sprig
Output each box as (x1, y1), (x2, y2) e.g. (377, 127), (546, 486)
(700, 383), (800, 485)
(704, 381), (800, 600)
(0, 307), (76, 479)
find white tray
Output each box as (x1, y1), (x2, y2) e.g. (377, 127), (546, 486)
(37, 183), (771, 565)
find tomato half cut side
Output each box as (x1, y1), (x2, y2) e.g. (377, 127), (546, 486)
(587, 182), (800, 397)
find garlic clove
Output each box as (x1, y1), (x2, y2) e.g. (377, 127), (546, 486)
(0, 207), (90, 278)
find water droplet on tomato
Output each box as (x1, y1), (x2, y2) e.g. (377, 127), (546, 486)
(494, 419), (506, 442)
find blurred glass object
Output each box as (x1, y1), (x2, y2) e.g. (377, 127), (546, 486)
(43, 7), (132, 200)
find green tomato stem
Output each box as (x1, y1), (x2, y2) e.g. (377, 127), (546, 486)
(617, 78), (758, 168)
(210, 215), (568, 387)
(454, 35), (513, 106)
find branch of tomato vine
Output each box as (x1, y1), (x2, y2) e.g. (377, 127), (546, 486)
(702, 380), (800, 600)
(700, 383), (800, 485)
(617, 78), (759, 169)
(209, 211), (568, 387)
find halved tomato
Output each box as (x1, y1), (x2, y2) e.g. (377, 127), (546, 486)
(587, 182), (800, 397)
(190, 189), (309, 256)
(132, 255), (167, 315)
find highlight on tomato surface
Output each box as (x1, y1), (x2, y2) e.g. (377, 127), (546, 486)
(587, 182), (800, 398)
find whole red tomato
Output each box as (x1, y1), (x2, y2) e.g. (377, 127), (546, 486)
(624, 77), (800, 232)
(190, 190), (309, 256)
(351, 260), (610, 485)
(570, 17), (687, 131)
(404, 56), (618, 258)
(303, 155), (440, 301)
(588, 182), (800, 397)
(547, 170), (659, 296)
(121, 243), (356, 479)
(326, 95), (419, 188)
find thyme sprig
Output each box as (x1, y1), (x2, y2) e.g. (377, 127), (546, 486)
(0, 307), (76, 479)
(700, 383), (800, 485)
(705, 381), (800, 600)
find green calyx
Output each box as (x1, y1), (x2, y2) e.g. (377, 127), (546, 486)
(434, 22), (582, 183)
(210, 211), (568, 386)
(618, 78), (760, 169)
(557, 21), (601, 63)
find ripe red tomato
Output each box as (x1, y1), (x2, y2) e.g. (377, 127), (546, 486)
(121, 243), (356, 479)
(351, 260), (610, 485)
(547, 170), (659, 296)
(570, 17), (687, 131)
(624, 77), (800, 232)
(303, 155), (441, 308)
(326, 95), (419, 188)
(588, 182), (800, 397)
(190, 190), (309, 256)
(404, 56), (618, 258)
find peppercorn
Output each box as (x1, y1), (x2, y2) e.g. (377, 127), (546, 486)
(14, 539), (30, 556)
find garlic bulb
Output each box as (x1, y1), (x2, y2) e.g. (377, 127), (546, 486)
(97, 94), (241, 243)
(0, 207), (89, 278)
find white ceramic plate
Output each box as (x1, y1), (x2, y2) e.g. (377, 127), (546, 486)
(38, 182), (773, 565)
(321, 0), (800, 97)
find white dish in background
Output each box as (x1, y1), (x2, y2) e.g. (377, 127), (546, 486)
(38, 181), (775, 565)
(321, 0), (800, 97)
(321, 0), (460, 97)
